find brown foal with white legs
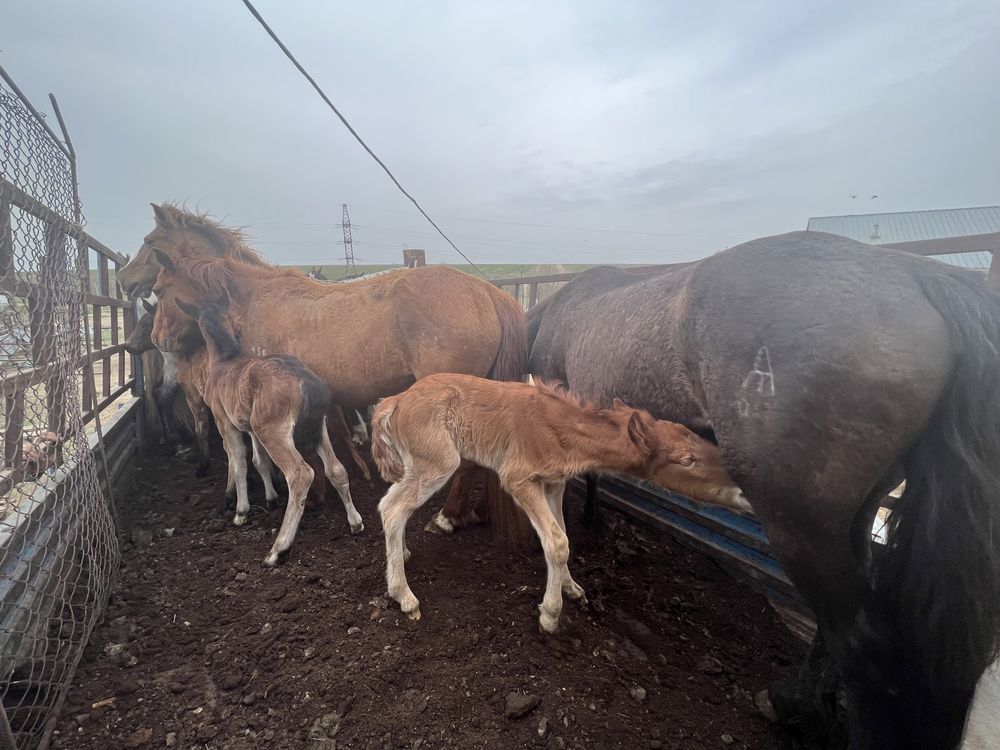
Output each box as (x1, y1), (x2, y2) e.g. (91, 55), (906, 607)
(371, 373), (747, 632)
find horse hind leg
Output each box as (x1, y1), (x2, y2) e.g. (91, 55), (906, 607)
(425, 461), (478, 534)
(316, 425), (364, 534)
(380, 457), (459, 620)
(258, 428), (314, 567)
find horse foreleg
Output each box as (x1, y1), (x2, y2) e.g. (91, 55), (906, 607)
(509, 479), (571, 633)
(583, 473), (603, 532)
(544, 480), (586, 605)
(250, 433), (278, 507)
(186, 391), (212, 479)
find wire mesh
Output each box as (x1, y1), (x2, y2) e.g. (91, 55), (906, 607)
(1, 74), (119, 749)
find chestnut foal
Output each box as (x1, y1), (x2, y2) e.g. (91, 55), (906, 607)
(176, 298), (364, 566)
(371, 373), (747, 632)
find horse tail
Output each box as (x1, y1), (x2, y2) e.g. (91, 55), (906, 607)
(486, 288), (528, 382)
(293, 369), (332, 456)
(370, 399), (405, 483)
(870, 269), (1000, 748)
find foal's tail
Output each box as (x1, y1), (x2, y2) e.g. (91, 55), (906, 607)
(871, 269), (1000, 748)
(293, 370), (332, 456)
(487, 288), (528, 382)
(370, 399), (406, 484)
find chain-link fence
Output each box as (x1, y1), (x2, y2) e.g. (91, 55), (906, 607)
(1, 68), (121, 749)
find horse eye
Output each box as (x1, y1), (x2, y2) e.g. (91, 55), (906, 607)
(151, 288), (162, 296)
(678, 456), (695, 467)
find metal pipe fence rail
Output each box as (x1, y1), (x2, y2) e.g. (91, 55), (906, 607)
(1, 66), (128, 750)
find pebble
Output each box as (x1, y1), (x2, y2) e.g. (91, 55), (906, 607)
(73, 714), (89, 727)
(347, 626), (361, 635)
(304, 646), (317, 659)
(721, 733), (735, 745)
(696, 656), (724, 675)
(629, 686), (647, 703)
(537, 716), (548, 737)
(125, 727), (153, 747)
(504, 692), (541, 720)
(260, 622), (273, 635)
(241, 693), (257, 706)
(165, 732), (177, 747)
(235, 572), (248, 582)
(196, 725), (219, 742)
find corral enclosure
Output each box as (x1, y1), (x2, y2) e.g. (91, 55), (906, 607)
(2, 63), (1000, 750)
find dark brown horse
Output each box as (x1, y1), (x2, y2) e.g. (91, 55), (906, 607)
(527, 231), (1000, 750)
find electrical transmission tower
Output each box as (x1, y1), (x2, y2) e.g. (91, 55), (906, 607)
(338, 203), (357, 276)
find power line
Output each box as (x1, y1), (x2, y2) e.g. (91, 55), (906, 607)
(239, 0), (489, 279)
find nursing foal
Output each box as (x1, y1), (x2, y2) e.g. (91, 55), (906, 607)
(176, 297), (364, 566)
(371, 373), (747, 632)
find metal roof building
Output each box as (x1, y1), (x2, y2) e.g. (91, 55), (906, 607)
(807, 206), (999, 271)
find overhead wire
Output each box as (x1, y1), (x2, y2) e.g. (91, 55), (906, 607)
(239, 0), (490, 279)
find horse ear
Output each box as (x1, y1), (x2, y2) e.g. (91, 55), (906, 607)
(151, 203), (170, 228)
(627, 411), (658, 459)
(175, 299), (200, 319)
(613, 397), (627, 410)
(152, 248), (175, 272)
(141, 298), (155, 314)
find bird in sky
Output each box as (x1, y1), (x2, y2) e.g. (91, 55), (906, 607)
(871, 194), (879, 199)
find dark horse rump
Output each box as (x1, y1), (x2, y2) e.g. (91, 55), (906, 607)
(527, 231), (1000, 749)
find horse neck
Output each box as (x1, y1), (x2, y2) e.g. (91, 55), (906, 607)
(196, 314), (241, 367)
(545, 404), (644, 476)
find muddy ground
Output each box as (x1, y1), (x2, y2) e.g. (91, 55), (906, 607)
(52, 447), (806, 749)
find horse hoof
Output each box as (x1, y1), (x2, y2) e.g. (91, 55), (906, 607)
(350, 523), (365, 535)
(263, 553), (281, 567)
(755, 689), (778, 723)
(424, 512), (454, 535)
(538, 611), (560, 634)
(405, 608), (421, 622)
(233, 513), (247, 526)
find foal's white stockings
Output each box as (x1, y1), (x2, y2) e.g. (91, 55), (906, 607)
(379, 468), (585, 632)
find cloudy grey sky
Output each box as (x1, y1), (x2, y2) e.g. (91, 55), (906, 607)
(4, 1), (999, 267)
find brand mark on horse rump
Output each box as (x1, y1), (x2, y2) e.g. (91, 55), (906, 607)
(737, 346), (776, 418)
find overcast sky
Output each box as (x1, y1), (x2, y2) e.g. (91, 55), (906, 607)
(4, 1), (999, 267)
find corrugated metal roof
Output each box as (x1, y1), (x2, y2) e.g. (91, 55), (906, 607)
(807, 206), (998, 270)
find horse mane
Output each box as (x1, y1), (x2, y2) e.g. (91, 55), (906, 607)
(156, 203), (267, 267)
(531, 379), (630, 426)
(170, 243), (308, 298)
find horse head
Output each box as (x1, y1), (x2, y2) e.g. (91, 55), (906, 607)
(118, 203), (261, 298)
(123, 298), (158, 355)
(619, 402), (750, 513)
(147, 247), (227, 354)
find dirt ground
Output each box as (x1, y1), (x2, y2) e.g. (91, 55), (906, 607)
(52, 447), (806, 750)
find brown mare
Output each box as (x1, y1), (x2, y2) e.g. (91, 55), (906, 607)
(172, 294), (364, 566)
(527, 231), (1000, 750)
(119, 204), (528, 534)
(371, 373), (746, 631)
